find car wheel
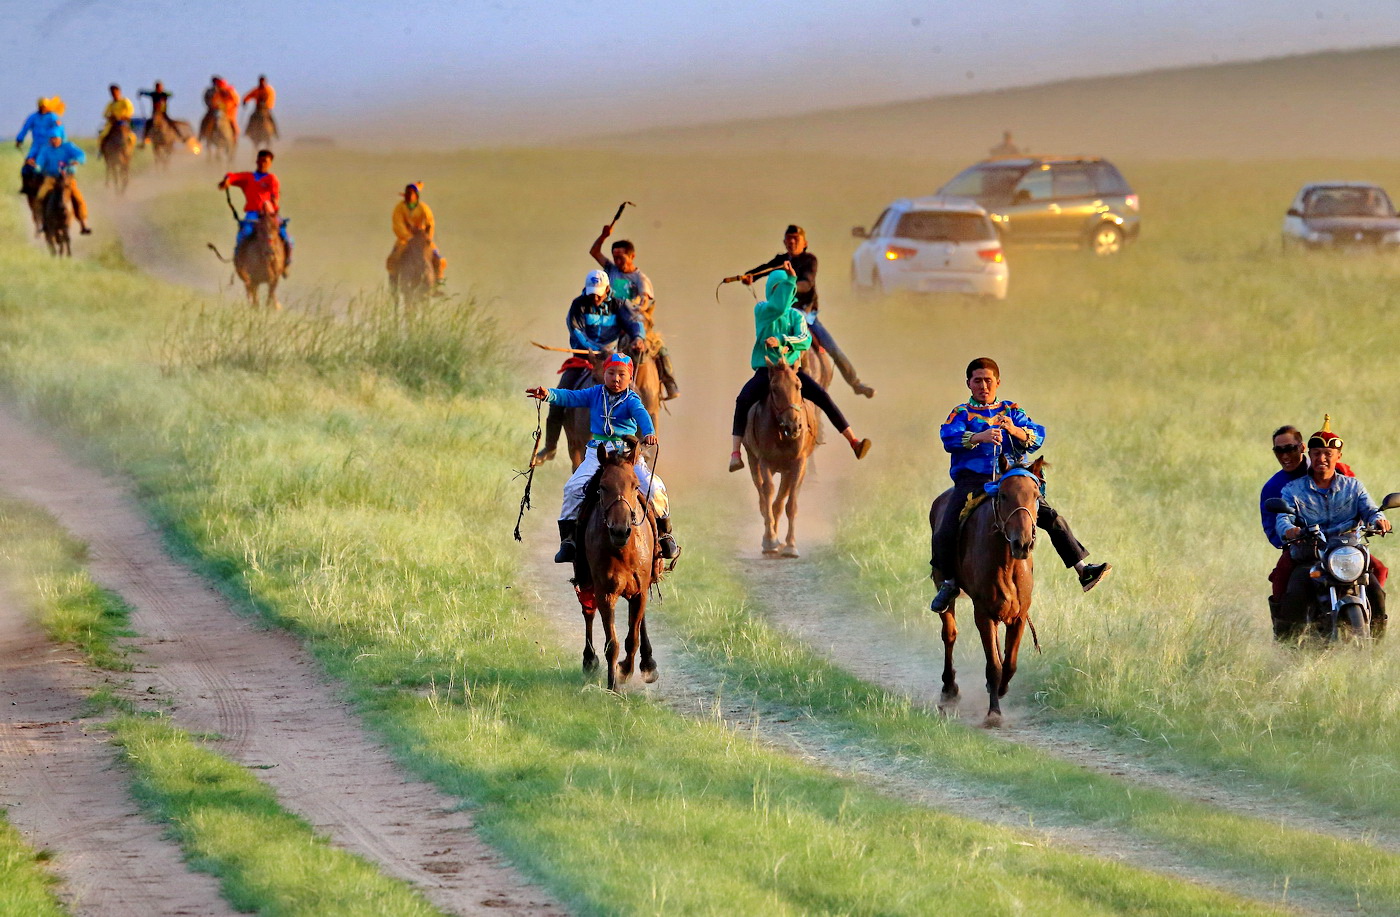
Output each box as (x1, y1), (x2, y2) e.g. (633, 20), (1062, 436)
(1089, 222), (1124, 257)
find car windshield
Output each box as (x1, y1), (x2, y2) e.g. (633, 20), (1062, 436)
(894, 211), (995, 242)
(940, 165), (1025, 201)
(1304, 187), (1394, 217)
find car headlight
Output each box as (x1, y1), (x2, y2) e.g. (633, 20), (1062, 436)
(1305, 230), (1331, 243)
(1324, 545), (1366, 582)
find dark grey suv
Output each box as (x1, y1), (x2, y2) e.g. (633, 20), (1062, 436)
(938, 157), (1140, 255)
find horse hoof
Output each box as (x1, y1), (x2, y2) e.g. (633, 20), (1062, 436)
(779, 545), (800, 558)
(983, 712), (1004, 729)
(582, 655), (598, 674)
(641, 665), (659, 684)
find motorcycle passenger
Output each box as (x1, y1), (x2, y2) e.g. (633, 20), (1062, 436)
(532, 270), (645, 467)
(929, 357), (1110, 612)
(1275, 418), (1391, 637)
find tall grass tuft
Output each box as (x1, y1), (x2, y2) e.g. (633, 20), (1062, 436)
(160, 289), (511, 396)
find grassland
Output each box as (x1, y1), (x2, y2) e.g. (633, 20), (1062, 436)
(0, 145), (1338, 913)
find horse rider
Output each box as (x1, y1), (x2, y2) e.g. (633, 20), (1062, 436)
(15, 97), (63, 192)
(589, 223), (680, 400)
(99, 84), (136, 154)
(205, 76), (240, 143)
(532, 269), (645, 466)
(32, 130), (92, 235)
(929, 357), (1110, 612)
(1274, 417), (1390, 638)
(728, 263), (871, 472)
(139, 81), (185, 143)
(218, 148), (293, 276)
(387, 182), (447, 283)
(728, 225), (876, 399)
(526, 352), (680, 563)
(1261, 423), (1387, 639)
(242, 74), (278, 137)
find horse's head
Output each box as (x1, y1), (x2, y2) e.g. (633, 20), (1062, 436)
(765, 359), (806, 441)
(596, 437), (643, 549)
(996, 455), (1044, 560)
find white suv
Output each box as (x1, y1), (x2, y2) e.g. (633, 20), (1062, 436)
(850, 197), (1008, 299)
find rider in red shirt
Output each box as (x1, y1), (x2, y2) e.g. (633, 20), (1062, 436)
(218, 148), (293, 275)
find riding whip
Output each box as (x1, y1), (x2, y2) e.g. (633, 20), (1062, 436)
(512, 399), (544, 541)
(607, 200), (635, 230)
(223, 184), (240, 223)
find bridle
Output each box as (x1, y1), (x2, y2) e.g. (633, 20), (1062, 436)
(990, 466), (1041, 549)
(603, 491), (645, 530)
(767, 367), (806, 439)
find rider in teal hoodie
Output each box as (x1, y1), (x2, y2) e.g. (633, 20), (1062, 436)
(728, 264), (871, 471)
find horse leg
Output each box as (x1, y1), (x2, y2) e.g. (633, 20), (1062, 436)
(581, 608), (598, 673)
(977, 615), (1004, 727)
(999, 618), (1026, 700)
(939, 608), (960, 706)
(752, 463), (778, 554)
(600, 593), (621, 692)
(639, 616), (658, 683)
(268, 276), (282, 311)
(779, 459), (808, 558)
(620, 591), (646, 682)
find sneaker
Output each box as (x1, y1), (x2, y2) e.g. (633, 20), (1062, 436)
(663, 383), (681, 401)
(659, 533), (680, 560)
(554, 540), (576, 564)
(853, 382), (876, 398)
(1078, 562), (1112, 593)
(728, 451), (744, 473)
(930, 580), (959, 612)
(851, 438), (872, 460)
(80, 226), (92, 235)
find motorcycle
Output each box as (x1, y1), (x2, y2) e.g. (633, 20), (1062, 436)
(1265, 492), (1400, 641)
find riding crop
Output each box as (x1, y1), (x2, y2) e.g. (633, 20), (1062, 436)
(513, 398), (544, 542)
(717, 263), (788, 302)
(607, 200), (635, 231)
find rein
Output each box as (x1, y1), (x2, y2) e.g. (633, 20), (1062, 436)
(512, 399), (543, 541)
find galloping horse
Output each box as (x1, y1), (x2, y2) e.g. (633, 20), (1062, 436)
(246, 106), (278, 148)
(20, 169), (43, 234)
(742, 359), (818, 557)
(388, 228), (438, 309)
(147, 115), (192, 168)
(574, 438), (660, 691)
(929, 456), (1044, 726)
(199, 107), (236, 166)
(210, 209), (285, 308)
(100, 122), (134, 194)
(41, 173), (74, 257)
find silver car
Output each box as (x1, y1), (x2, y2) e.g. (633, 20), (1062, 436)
(850, 196), (1008, 299)
(1282, 183), (1400, 250)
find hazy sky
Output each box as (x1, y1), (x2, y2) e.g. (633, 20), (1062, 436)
(7, 0), (1400, 144)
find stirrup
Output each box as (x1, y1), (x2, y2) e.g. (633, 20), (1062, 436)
(659, 534), (680, 560)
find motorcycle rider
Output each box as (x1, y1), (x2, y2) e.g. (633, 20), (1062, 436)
(1276, 417), (1390, 638)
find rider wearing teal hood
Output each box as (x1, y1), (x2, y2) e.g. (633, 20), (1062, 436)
(729, 263), (871, 471)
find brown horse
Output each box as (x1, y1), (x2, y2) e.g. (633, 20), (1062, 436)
(574, 438), (660, 691)
(100, 122), (134, 194)
(20, 168), (43, 234)
(210, 209), (285, 308)
(388, 229), (438, 309)
(40, 173), (73, 257)
(929, 456), (1044, 727)
(199, 107), (236, 166)
(245, 106), (279, 148)
(147, 114), (190, 168)
(742, 359), (818, 557)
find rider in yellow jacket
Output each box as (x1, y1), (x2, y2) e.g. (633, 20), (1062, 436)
(386, 183), (446, 283)
(98, 85), (136, 153)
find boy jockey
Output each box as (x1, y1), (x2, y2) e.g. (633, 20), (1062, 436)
(929, 357), (1110, 611)
(218, 148), (293, 276)
(527, 353), (679, 562)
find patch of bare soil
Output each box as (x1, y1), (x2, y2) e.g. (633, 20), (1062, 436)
(0, 579), (236, 916)
(517, 512), (1332, 915)
(0, 403), (564, 917)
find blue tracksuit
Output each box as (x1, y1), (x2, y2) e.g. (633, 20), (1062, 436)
(545, 384), (654, 444)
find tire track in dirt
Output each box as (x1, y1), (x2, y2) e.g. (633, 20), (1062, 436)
(0, 403), (565, 917)
(517, 516), (1328, 915)
(0, 579), (236, 916)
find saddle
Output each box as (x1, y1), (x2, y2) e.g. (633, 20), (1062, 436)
(958, 491), (991, 529)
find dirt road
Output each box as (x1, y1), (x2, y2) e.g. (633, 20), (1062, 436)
(0, 402), (563, 916)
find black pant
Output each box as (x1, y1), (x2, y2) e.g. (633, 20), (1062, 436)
(930, 472), (1088, 580)
(1278, 563), (1387, 637)
(732, 368), (848, 438)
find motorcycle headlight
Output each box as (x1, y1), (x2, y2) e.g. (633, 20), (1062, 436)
(1324, 545), (1366, 583)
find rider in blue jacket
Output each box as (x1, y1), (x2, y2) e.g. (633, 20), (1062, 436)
(526, 352), (678, 563)
(929, 357), (1110, 612)
(533, 270), (646, 467)
(32, 131), (92, 235)
(15, 99), (62, 193)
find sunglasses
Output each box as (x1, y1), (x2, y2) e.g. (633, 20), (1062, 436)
(1272, 443), (1301, 455)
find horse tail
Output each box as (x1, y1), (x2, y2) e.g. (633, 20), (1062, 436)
(207, 243), (233, 264)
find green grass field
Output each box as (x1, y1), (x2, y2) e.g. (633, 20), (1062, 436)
(6, 125), (1400, 914)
